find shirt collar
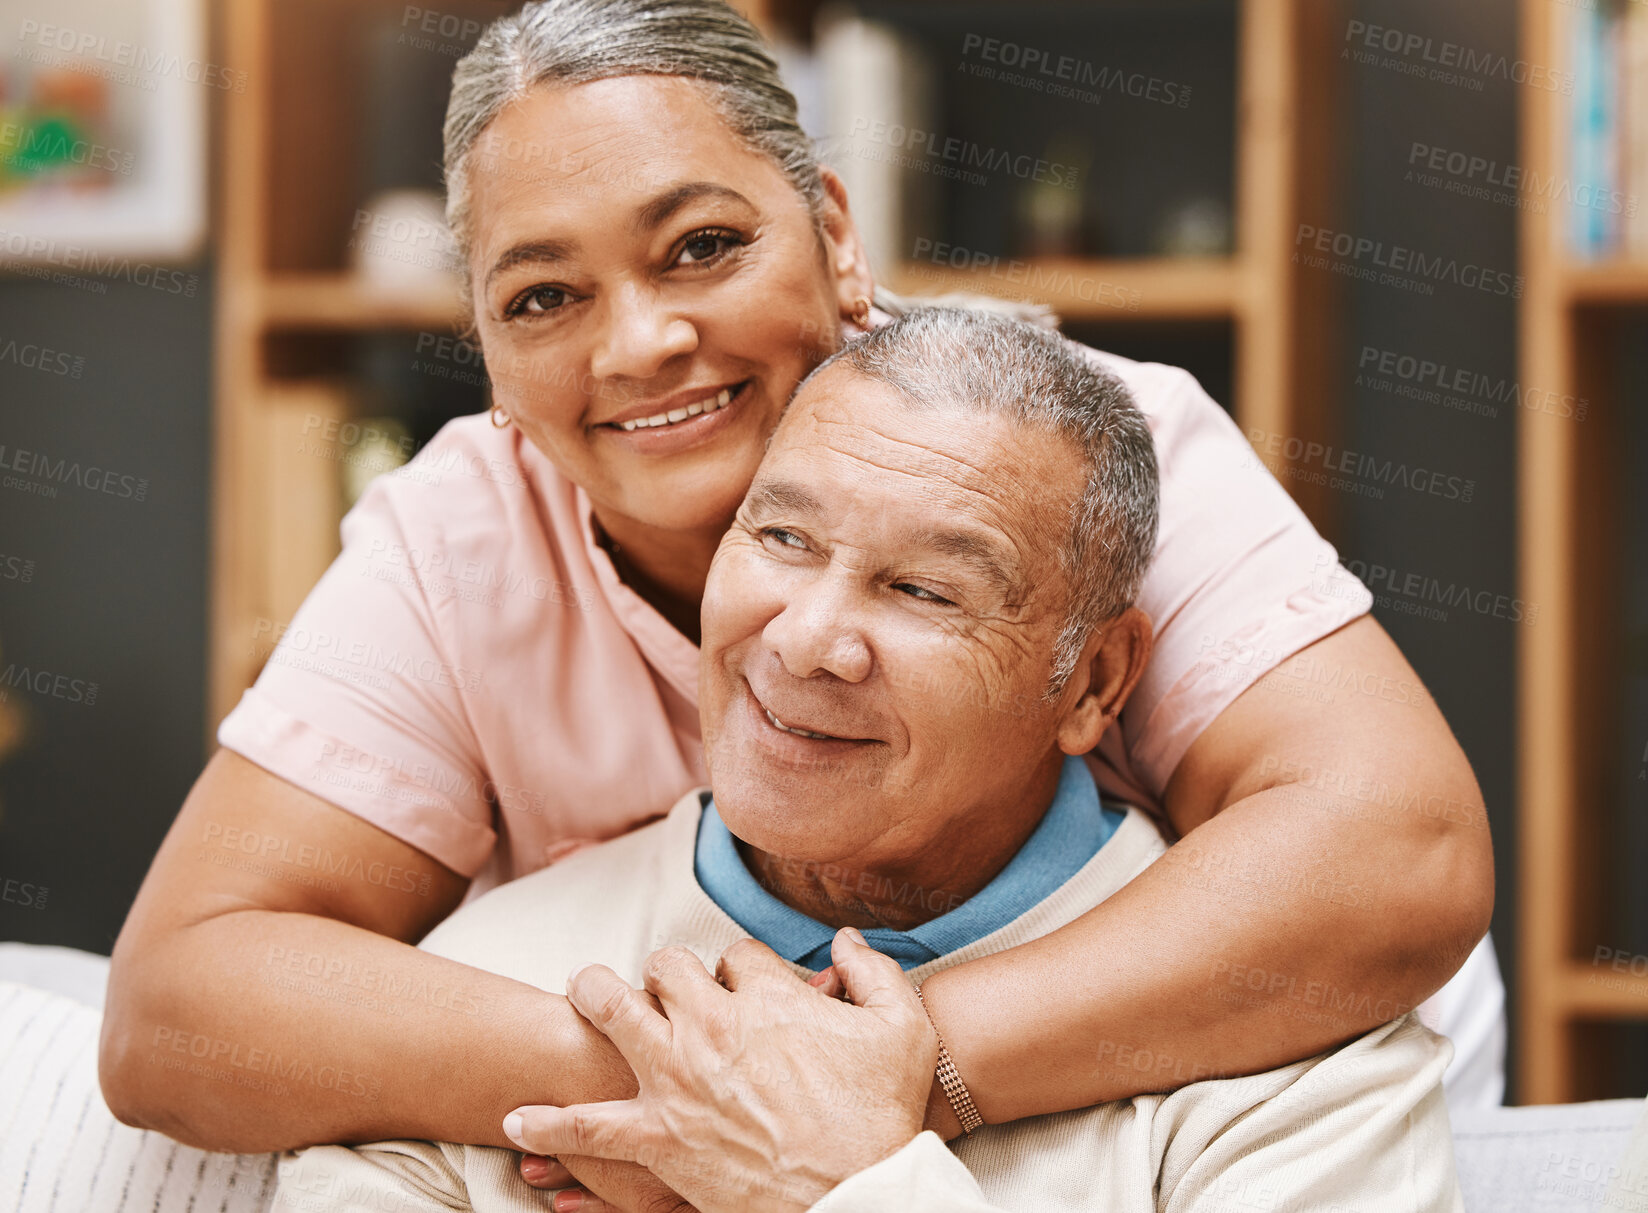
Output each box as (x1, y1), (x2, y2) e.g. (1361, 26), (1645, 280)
(693, 754), (1123, 971)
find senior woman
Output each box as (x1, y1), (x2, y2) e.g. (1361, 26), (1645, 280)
(100, 0), (1493, 1206)
(272, 307), (1463, 1213)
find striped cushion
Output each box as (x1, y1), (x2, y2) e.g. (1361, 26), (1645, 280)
(0, 981), (279, 1213)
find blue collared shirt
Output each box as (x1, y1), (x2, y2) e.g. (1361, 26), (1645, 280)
(693, 754), (1123, 971)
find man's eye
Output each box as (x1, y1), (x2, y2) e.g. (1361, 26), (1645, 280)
(893, 582), (955, 606)
(504, 285), (567, 317)
(759, 527), (806, 550)
(675, 229), (741, 267)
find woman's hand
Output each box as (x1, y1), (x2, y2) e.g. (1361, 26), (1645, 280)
(504, 928), (938, 1213)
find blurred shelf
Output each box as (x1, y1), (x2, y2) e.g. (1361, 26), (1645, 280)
(884, 257), (1243, 321)
(260, 272), (467, 330)
(1559, 964), (1648, 1017)
(1559, 260), (1648, 306)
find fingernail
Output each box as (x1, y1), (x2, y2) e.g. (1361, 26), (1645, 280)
(553, 1191), (584, 1212)
(843, 927), (866, 945)
(502, 1111), (524, 1144)
(521, 1155), (548, 1181)
(567, 963), (591, 987)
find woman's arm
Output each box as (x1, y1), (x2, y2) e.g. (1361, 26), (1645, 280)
(915, 615), (1493, 1132)
(100, 748), (638, 1153)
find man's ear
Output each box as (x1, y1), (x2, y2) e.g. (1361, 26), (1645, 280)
(1056, 606), (1154, 757)
(817, 166), (875, 318)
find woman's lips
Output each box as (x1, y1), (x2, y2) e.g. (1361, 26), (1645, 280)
(602, 380), (749, 431)
(597, 380), (753, 453)
(610, 385), (734, 431)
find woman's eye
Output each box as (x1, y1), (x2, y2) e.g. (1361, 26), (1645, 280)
(675, 230), (741, 267)
(504, 285), (567, 318)
(893, 582), (955, 606)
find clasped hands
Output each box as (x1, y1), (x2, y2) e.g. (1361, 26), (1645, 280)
(502, 928), (940, 1213)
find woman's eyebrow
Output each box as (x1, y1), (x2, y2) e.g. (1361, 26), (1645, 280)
(484, 183), (754, 292)
(485, 237), (577, 291)
(633, 181), (755, 234)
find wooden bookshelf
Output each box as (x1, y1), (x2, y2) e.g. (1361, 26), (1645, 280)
(1517, 0), (1648, 1103)
(209, 0), (1343, 737)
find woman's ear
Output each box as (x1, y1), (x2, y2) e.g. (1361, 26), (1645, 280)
(1056, 606), (1154, 757)
(817, 166), (875, 317)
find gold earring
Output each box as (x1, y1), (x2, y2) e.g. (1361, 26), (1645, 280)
(851, 294), (872, 326)
(489, 402), (511, 428)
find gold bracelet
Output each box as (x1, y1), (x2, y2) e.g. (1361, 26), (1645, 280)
(913, 983), (984, 1135)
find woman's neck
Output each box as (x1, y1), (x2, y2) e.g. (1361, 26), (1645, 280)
(591, 507), (726, 647)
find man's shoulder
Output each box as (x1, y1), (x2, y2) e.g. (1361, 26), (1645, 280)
(418, 790), (712, 990)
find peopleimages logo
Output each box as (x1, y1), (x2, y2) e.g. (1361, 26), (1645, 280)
(958, 33), (1192, 108)
(1342, 19), (1573, 94)
(1246, 429), (1476, 504)
(844, 117), (1080, 189)
(0, 444), (147, 502)
(1296, 225), (1522, 298)
(15, 20), (249, 92)
(1356, 346), (1587, 421)
(1408, 142), (1635, 218)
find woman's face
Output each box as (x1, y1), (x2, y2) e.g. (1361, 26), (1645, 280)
(466, 74), (871, 536)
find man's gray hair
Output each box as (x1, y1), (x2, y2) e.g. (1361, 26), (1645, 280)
(807, 308), (1160, 697)
(443, 0), (823, 268)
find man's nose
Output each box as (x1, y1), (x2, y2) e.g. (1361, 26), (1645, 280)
(761, 576), (873, 684)
(588, 280), (699, 382)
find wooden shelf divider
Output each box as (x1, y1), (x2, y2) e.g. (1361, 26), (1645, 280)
(1517, 0), (1648, 1103)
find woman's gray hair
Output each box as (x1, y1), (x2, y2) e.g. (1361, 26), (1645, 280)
(443, 0), (824, 265)
(807, 307), (1160, 697)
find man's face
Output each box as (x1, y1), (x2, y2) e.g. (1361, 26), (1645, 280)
(699, 365), (1090, 873)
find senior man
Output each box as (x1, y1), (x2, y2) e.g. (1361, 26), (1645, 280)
(272, 308), (1462, 1213)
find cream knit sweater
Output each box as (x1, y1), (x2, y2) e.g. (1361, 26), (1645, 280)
(273, 790), (1464, 1213)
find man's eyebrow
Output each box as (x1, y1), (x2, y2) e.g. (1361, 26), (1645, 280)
(633, 181), (755, 236)
(744, 479), (823, 518)
(913, 528), (1022, 595)
(485, 237), (577, 292)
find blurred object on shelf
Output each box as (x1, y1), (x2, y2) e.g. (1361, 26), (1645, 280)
(1568, 0), (1648, 259)
(816, 10), (933, 274)
(0, 629), (27, 825)
(1154, 196), (1234, 256)
(347, 187), (462, 291)
(341, 415), (414, 508)
(1017, 136), (1090, 258)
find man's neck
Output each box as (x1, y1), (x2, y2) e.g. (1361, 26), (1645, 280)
(733, 758), (1065, 933)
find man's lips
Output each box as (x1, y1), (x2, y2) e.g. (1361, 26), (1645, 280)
(599, 380), (748, 431)
(749, 686), (876, 745)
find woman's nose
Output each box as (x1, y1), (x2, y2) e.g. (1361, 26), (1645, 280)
(588, 281), (699, 382)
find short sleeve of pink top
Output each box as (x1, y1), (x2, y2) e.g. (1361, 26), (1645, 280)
(217, 334), (1372, 897)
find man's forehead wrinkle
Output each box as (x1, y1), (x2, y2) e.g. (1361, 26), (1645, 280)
(808, 413), (1074, 521)
(765, 447), (1066, 611)
(800, 440), (1070, 555)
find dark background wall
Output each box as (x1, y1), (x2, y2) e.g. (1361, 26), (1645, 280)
(0, 0), (1531, 1089)
(1339, 0), (1522, 1091)
(0, 262), (214, 953)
